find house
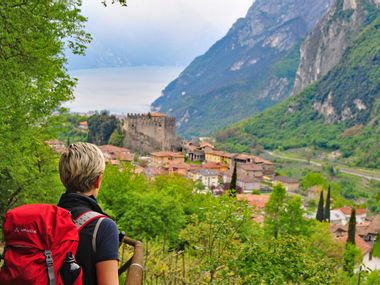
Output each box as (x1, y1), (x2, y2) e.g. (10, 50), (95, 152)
(189, 169), (220, 190)
(143, 166), (166, 179)
(163, 161), (190, 176)
(273, 176), (299, 193)
(204, 149), (234, 166)
(237, 194), (271, 223)
(233, 153), (255, 164)
(330, 207), (368, 225)
(330, 224), (379, 271)
(253, 157), (275, 176)
(202, 162), (229, 173)
(239, 163), (264, 180)
(223, 174), (261, 193)
(237, 194), (270, 212)
(46, 139), (66, 154)
(357, 214), (380, 244)
(98, 145), (133, 162)
(150, 151), (184, 166)
(78, 121), (88, 130)
(199, 141), (215, 150)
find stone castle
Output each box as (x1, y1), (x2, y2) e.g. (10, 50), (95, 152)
(121, 112), (181, 154)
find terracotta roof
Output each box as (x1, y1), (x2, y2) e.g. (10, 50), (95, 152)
(150, 112), (166, 117)
(164, 161), (190, 170)
(337, 234), (371, 255)
(202, 162), (225, 170)
(79, 121), (88, 126)
(237, 194), (270, 210)
(151, 151), (184, 158)
(240, 164), (263, 172)
(199, 141), (214, 149)
(330, 224), (371, 255)
(274, 176), (299, 184)
(205, 149), (234, 158)
(338, 206), (367, 216)
(118, 152), (134, 161)
(234, 153), (252, 160)
(356, 215), (380, 236)
(251, 156), (273, 165)
(98, 145), (130, 153)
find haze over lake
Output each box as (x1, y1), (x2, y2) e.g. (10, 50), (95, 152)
(66, 66), (183, 114)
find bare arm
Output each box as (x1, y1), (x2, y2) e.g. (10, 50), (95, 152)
(96, 260), (119, 285)
(123, 238), (144, 285)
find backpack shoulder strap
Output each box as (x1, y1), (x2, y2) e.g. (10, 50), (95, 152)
(74, 211), (106, 232)
(73, 211), (107, 253)
(92, 217), (106, 253)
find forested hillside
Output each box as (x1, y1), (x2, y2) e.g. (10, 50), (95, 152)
(217, 13), (380, 168)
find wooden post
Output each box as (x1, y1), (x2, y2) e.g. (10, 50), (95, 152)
(182, 252), (185, 285)
(122, 237), (144, 285)
(174, 252), (178, 285)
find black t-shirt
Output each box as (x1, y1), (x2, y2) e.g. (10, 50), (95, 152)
(94, 218), (119, 263)
(58, 193), (119, 285)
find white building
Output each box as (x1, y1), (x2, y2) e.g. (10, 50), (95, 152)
(330, 207), (367, 225)
(189, 169), (219, 190)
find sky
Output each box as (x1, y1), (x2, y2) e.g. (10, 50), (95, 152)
(68, 0), (254, 68)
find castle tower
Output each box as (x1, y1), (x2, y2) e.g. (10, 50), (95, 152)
(122, 112), (181, 154)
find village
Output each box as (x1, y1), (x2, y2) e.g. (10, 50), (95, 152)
(47, 136), (380, 272)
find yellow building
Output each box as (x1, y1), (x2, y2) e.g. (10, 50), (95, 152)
(150, 151), (184, 166)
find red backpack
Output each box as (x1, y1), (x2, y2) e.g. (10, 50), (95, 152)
(0, 204), (105, 285)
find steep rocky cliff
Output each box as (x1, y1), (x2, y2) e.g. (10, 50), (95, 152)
(217, 4), (380, 168)
(151, 0), (332, 137)
(293, 0), (380, 95)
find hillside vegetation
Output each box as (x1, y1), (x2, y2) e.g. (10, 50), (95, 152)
(217, 15), (380, 168)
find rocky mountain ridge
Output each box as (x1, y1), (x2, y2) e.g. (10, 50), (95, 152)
(152, 0), (332, 137)
(293, 0), (379, 95)
(216, 0), (380, 168)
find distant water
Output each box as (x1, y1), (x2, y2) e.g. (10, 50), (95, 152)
(65, 66), (183, 114)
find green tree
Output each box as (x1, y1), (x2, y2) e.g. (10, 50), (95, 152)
(237, 235), (340, 284)
(0, 0), (90, 217)
(343, 243), (360, 276)
(302, 172), (327, 190)
(325, 185), (331, 222)
(229, 162), (237, 197)
(108, 127), (125, 147)
(284, 196), (310, 236)
(347, 208), (356, 245)
(316, 190), (324, 222)
(264, 184), (286, 238)
(179, 196), (252, 284)
(87, 111), (119, 145)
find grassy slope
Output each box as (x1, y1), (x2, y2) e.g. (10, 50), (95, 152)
(217, 16), (380, 168)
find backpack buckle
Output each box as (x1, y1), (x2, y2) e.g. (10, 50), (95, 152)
(44, 250), (54, 266)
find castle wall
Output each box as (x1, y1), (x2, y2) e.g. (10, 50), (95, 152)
(122, 113), (180, 154)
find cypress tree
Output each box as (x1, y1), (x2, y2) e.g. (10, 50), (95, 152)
(347, 208), (356, 245)
(316, 190), (324, 222)
(229, 162), (237, 197)
(324, 185), (331, 222)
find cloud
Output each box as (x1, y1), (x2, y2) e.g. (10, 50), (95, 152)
(73, 0), (254, 66)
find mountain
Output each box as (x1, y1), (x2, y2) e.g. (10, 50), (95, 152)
(293, 0), (379, 94)
(216, 0), (380, 168)
(151, 0), (332, 137)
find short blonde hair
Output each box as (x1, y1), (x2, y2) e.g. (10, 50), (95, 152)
(59, 142), (105, 193)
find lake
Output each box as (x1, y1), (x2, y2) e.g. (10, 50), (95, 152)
(65, 66), (184, 114)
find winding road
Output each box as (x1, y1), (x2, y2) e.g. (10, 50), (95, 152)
(265, 151), (380, 182)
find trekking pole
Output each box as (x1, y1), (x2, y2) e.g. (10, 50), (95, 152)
(118, 236), (144, 285)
